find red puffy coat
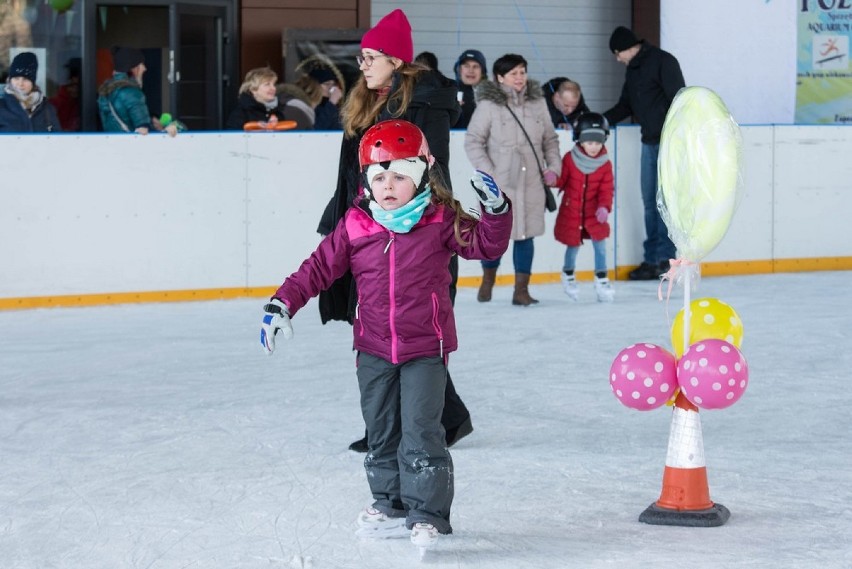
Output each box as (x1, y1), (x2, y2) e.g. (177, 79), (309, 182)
(553, 146), (614, 247)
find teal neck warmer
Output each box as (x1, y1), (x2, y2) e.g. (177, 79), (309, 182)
(369, 188), (432, 234)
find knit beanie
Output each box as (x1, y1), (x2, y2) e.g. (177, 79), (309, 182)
(453, 49), (487, 81)
(609, 26), (640, 53)
(578, 126), (607, 144)
(9, 52), (38, 83)
(308, 67), (336, 83)
(111, 46), (145, 73)
(360, 9), (413, 63)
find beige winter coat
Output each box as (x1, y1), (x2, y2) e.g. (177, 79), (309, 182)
(464, 80), (561, 241)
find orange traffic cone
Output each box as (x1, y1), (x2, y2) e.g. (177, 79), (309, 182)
(639, 391), (730, 527)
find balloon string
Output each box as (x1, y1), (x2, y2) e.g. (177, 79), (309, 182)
(658, 258), (701, 322)
(658, 258), (697, 301)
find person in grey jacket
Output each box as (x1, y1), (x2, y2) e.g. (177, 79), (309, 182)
(260, 119), (512, 549)
(464, 53), (561, 305)
(604, 26), (685, 280)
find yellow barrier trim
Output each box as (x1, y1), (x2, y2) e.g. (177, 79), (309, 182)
(0, 287), (278, 311)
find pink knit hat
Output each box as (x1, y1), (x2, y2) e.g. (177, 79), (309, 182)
(360, 9), (413, 63)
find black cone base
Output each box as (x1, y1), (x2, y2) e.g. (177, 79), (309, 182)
(639, 502), (731, 527)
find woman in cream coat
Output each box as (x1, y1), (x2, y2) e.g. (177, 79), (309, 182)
(464, 53), (561, 305)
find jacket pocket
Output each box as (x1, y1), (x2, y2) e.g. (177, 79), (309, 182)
(430, 292), (444, 358)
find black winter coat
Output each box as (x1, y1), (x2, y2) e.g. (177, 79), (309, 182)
(542, 77), (590, 130)
(454, 82), (476, 129)
(0, 91), (61, 133)
(603, 42), (685, 144)
(225, 92), (313, 130)
(316, 69), (461, 324)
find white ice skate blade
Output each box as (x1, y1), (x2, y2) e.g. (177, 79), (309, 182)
(355, 523), (409, 539)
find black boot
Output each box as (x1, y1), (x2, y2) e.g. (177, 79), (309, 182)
(628, 262), (660, 281)
(445, 416), (474, 447)
(348, 431), (369, 453)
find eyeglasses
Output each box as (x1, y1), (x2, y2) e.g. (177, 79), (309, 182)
(356, 53), (390, 67)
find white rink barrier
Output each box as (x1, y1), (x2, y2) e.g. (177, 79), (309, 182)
(1, 126), (850, 308)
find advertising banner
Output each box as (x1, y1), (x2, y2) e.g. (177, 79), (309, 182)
(796, 2), (852, 124)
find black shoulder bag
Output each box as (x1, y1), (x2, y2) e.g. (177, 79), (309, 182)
(505, 104), (557, 212)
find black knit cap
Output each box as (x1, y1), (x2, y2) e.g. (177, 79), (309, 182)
(111, 46), (145, 73)
(609, 26), (640, 53)
(9, 52), (38, 83)
(308, 67), (336, 83)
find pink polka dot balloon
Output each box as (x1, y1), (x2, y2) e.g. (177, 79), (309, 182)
(677, 339), (748, 409)
(609, 343), (678, 410)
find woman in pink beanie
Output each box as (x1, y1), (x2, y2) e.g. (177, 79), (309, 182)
(315, 4), (471, 517)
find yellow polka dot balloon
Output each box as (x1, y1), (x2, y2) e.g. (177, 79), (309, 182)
(671, 297), (744, 359)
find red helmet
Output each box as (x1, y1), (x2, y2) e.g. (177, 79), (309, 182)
(358, 119), (433, 168)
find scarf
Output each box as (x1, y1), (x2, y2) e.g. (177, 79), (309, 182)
(368, 188), (432, 234)
(571, 145), (609, 175)
(4, 83), (43, 115)
(263, 97), (279, 111)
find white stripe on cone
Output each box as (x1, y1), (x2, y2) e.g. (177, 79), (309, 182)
(664, 406), (706, 469)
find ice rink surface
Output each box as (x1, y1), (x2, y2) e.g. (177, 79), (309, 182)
(2, 271), (850, 568)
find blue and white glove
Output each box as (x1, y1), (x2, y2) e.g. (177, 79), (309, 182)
(470, 170), (508, 215)
(260, 298), (293, 355)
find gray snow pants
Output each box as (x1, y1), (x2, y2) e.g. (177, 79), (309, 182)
(356, 352), (454, 534)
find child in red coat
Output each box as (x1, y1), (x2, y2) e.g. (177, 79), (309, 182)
(553, 112), (615, 302)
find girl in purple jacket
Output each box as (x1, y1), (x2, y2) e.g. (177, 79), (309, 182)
(259, 119), (511, 552)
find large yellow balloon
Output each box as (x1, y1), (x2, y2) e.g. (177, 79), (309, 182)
(658, 87), (743, 261)
(671, 297), (744, 359)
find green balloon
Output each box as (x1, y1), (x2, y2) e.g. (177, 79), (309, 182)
(50, 0), (74, 12)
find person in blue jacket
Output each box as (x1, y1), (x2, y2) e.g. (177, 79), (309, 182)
(0, 52), (61, 133)
(97, 46), (178, 136)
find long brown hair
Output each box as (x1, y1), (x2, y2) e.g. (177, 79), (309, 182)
(341, 63), (424, 136)
(426, 167), (478, 247)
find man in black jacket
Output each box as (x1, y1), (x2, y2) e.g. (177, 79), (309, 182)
(604, 27), (685, 280)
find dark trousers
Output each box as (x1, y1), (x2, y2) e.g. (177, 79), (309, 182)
(358, 353), (453, 533)
(641, 143), (677, 264)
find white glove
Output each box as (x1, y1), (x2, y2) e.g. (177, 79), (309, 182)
(260, 298), (293, 355)
(470, 170), (509, 215)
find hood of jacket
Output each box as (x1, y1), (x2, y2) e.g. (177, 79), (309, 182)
(385, 69), (461, 124)
(97, 73), (140, 97)
(276, 82), (312, 106)
(474, 79), (544, 106)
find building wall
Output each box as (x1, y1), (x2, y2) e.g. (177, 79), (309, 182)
(237, 0), (633, 114)
(239, 0), (368, 77)
(370, 0), (632, 115)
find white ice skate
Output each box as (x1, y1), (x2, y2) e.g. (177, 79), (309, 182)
(561, 273), (579, 301)
(355, 507), (408, 539)
(410, 522), (439, 559)
(594, 276), (615, 302)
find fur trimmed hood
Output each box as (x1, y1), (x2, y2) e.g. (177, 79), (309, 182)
(474, 79), (545, 105)
(97, 73), (140, 97)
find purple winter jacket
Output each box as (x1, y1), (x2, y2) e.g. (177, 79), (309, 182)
(274, 200), (512, 364)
